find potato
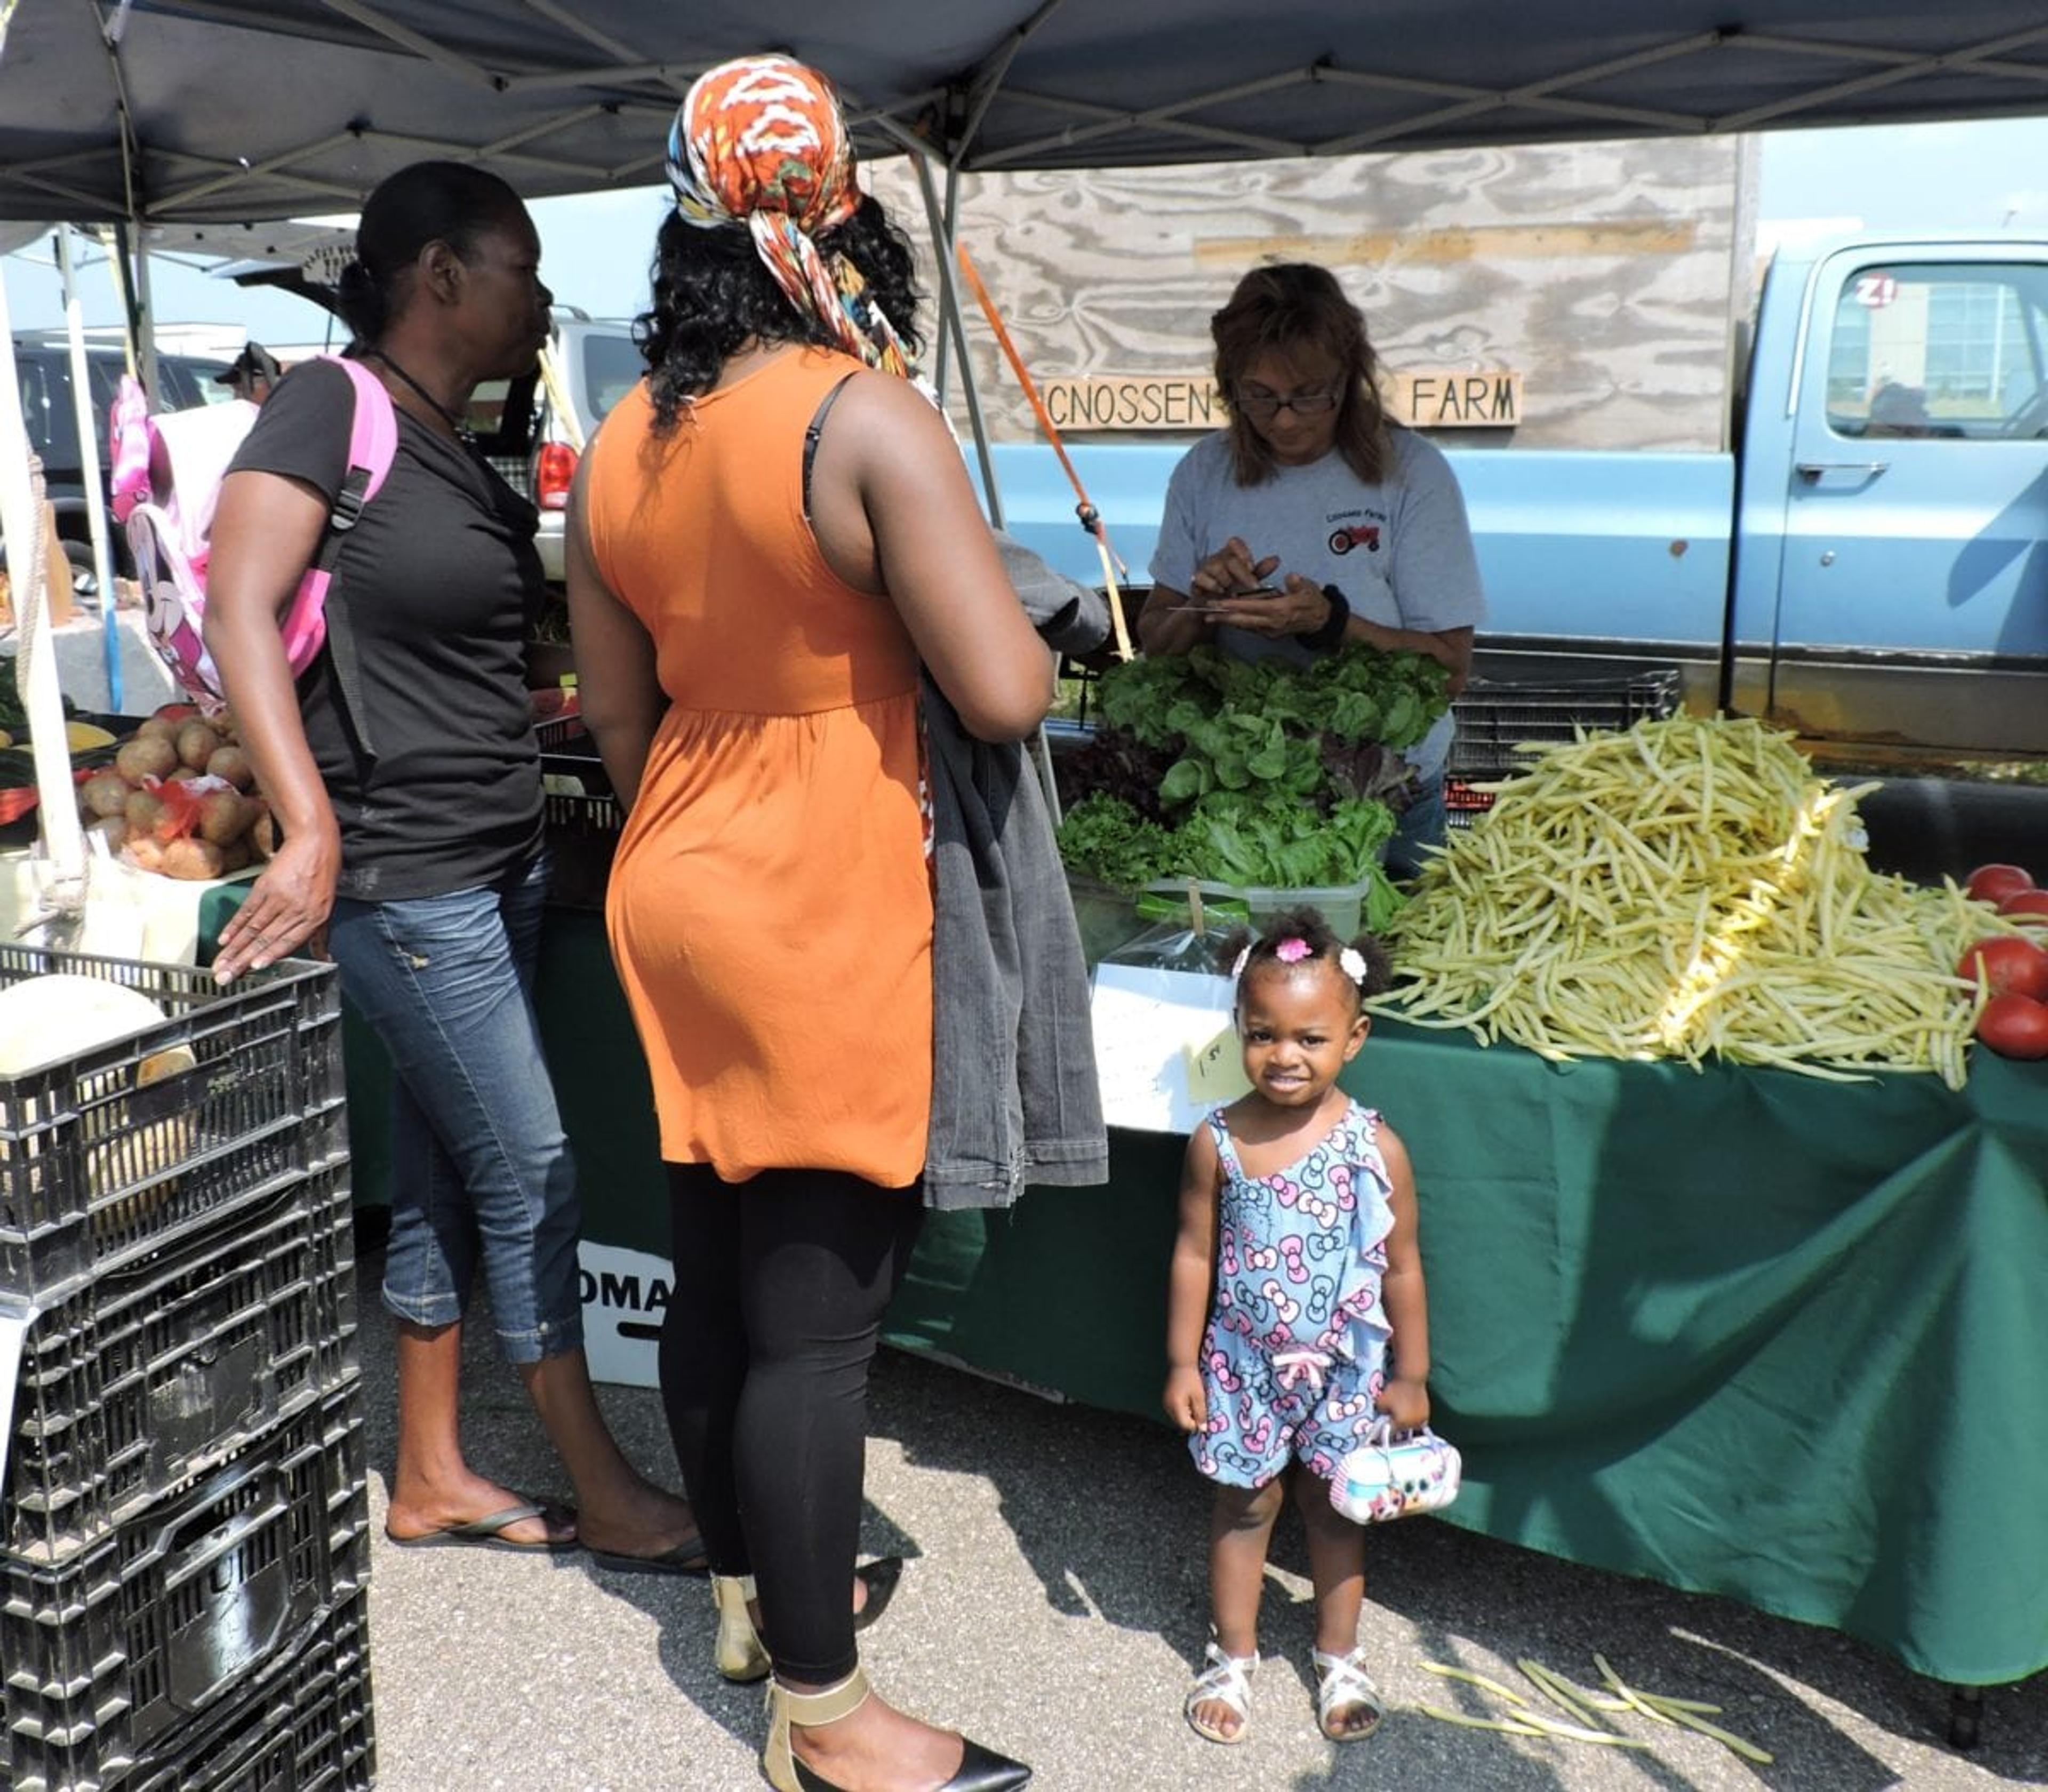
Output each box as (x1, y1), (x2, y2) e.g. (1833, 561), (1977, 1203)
(123, 788), (167, 836)
(196, 790), (251, 846)
(216, 837), (254, 875)
(160, 837), (225, 881)
(175, 721), (219, 771)
(205, 745), (255, 791)
(126, 835), (165, 874)
(81, 769), (132, 819)
(116, 734), (178, 782)
(86, 815), (129, 853)
(249, 806), (279, 860)
(134, 716), (181, 745)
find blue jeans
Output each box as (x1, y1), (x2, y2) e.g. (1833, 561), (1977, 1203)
(327, 854), (583, 1363)
(1385, 775), (1448, 884)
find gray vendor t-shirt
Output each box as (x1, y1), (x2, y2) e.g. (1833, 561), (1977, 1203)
(1148, 426), (1485, 778)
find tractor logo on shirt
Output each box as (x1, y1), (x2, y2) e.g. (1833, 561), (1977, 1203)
(1329, 523), (1380, 555)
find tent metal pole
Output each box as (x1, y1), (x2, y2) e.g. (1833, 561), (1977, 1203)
(932, 164), (961, 406)
(879, 124), (1062, 826)
(56, 228), (124, 714)
(130, 229), (158, 404)
(904, 149), (1003, 532)
(0, 261), (88, 907)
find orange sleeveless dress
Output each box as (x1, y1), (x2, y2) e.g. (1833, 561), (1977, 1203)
(582, 348), (931, 1189)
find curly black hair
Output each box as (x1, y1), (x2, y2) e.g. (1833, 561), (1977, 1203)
(636, 195), (923, 431)
(1217, 905), (1394, 1014)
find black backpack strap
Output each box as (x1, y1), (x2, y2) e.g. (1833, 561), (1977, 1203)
(311, 460), (378, 760)
(801, 372), (859, 521)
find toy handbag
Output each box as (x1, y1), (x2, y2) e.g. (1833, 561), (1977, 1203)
(1330, 1419), (1462, 1525)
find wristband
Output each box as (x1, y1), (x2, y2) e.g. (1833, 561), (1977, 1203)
(1300, 583), (1350, 654)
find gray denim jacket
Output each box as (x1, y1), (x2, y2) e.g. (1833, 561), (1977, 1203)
(922, 565), (1109, 1206)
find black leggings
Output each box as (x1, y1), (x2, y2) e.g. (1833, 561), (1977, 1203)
(660, 1163), (925, 1683)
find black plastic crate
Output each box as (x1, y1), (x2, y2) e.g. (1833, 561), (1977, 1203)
(121, 1586), (375, 1792)
(0, 947), (344, 1308)
(1447, 669), (1683, 779)
(0, 1387), (371, 1792)
(1443, 774), (1497, 829)
(543, 788), (622, 910)
(5, 1161), (358, 1567)
(533, 711), (589, 754)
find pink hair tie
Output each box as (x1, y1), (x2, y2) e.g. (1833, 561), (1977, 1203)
(1274, 938), (1312, 963)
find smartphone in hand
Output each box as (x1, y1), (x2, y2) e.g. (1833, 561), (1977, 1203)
(1169, 586), (1282, 614)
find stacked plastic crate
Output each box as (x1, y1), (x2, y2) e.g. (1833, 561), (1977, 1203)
(0, 943), (373, 1792)
(1444, 670), (1684, 826)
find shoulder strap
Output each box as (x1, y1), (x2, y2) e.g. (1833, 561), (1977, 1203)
(306, 355), (398, 760)
(1207, 1108), (1243, 1178)
(801, 371), (860, 521)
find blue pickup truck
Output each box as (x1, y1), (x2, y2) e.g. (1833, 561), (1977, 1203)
(985, 235), (2048, 766)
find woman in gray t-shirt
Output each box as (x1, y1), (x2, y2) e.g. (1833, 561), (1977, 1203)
(1140, 262), (1485, 876)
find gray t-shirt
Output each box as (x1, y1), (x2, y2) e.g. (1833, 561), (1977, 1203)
(1147, 426), (1485, 778)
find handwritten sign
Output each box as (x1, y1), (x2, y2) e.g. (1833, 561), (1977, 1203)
(1038, 371), (1522, 432)
(1090, 963), (1239, 1133)
(1185, 1021), (1253, 1107)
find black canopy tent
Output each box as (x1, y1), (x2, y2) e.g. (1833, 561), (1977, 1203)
(4, 0), (2048, 866)
(2, 1), (2048, 223)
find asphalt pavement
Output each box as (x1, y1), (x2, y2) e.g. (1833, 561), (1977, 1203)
(347, 1231), (2047, 1792)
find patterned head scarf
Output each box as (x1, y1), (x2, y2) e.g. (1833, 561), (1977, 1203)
(666, 53), (910, 378)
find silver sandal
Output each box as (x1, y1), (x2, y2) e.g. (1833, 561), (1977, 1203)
(1312, 1645), (1385, 1742)
(1184, 1636), (1258, 1745)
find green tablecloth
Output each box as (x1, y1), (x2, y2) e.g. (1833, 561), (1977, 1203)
(206, 893), (2048, 1687)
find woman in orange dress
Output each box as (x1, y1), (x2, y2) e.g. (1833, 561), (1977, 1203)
(565, 55), (1051, 1792)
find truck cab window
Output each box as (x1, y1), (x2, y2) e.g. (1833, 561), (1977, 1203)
(1825, 262), (2048, 441)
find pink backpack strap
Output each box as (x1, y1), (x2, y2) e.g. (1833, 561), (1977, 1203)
(318, 355), (398, 502)
(107, 374), (153, 522)
(282, 356), (398, 756)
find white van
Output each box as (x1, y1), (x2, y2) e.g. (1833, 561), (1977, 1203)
(473, 310), (641, 585)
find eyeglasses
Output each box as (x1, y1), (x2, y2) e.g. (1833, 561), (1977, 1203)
(1233, 384), (1342, 420)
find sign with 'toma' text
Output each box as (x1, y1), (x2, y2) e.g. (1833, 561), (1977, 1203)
(1038, 371), (1523, 432)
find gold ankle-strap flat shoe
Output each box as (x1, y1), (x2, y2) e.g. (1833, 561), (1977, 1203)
(713, 1574), (770, 1683)
(714, 1558), (905, 1683)
(762, 1667), (1031, 1792)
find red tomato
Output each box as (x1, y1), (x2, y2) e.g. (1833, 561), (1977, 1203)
(1958, 935), (2048, 1002)
(1976, 993), (2048, 1060)
(1965, 863), (2036, 906)
(1998, 889), (2048, 925)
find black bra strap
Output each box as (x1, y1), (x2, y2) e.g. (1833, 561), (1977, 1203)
(801, 372), (859, 521)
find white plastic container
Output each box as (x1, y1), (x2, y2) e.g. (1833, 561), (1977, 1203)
(1140, 874), (1386, 939)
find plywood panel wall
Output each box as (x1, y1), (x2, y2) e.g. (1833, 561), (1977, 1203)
(865, 134), (1748, 453)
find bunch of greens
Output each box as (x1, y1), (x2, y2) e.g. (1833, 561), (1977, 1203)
(1058, 639), (1446, 900)
(1186, 644), (1447, 749)
(1056, 795), (1181, 890)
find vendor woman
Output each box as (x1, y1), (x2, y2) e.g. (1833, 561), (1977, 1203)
(1138, 262), (1485, 878)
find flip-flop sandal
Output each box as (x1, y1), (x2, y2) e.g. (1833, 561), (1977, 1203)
(1312, 1645), (1385, 1742)
(587, 1531), (711, 1577)
(385, 1500), (579, 1555)
(1185, 1636), (1258, 1745)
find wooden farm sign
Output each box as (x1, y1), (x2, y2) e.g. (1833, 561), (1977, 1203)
(1039, 371), (1523, 431)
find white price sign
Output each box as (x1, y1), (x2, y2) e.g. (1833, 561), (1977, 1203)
(1089, 963), (1247, 1133)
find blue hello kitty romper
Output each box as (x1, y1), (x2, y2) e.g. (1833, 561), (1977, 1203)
(1190, 1100), (1397, 1489)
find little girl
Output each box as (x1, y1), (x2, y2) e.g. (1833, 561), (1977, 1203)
(1163, 907), (1431, 1747)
